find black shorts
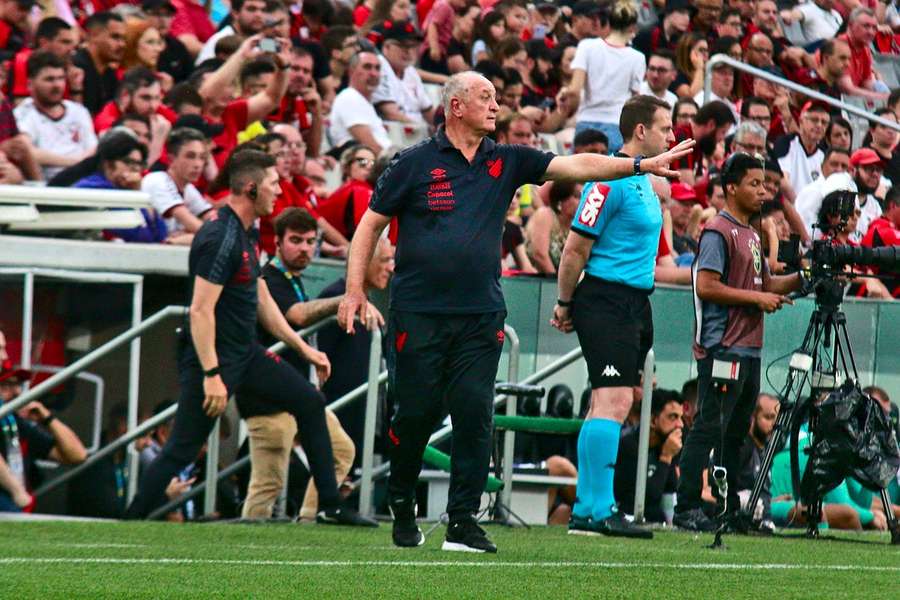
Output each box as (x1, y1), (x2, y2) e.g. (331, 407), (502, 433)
(572, 275), (653, 388)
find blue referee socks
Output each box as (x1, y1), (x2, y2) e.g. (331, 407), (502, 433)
(573, 418), (621, 521)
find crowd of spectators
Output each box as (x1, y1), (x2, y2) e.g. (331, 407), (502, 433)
(1, 0), (900, 522)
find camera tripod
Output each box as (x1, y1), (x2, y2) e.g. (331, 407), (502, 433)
(734, 278), (900, 545)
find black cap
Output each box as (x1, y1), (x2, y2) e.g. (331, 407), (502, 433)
(142, 0), (177, 14)
(15, 0), (38, 8)
(173, 114), (224, 139)
(664, 0), (691, 14)
(374, 20), (424, 46)
(572, 1), (604, 17)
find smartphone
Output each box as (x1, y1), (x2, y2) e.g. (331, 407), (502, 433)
(258, 38), (278, 53)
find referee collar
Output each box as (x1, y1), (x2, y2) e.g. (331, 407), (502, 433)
(434, 125), (496, 155)
(614, 151), (632, 158)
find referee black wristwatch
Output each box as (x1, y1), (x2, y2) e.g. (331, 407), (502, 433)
(633, 155), (644, 176)
(557, 298), (573, 308)
(204, 366), (221, 378)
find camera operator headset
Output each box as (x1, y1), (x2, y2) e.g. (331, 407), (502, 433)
(674, 152), (804, 533)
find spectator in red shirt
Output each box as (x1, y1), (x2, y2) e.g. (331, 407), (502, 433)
(267, 47), (323, 157)
(421, 0), (469, 73)
(354, 0), (375, 27)
(6, 17), (82, 103)
(0, 0), (31, 60)
(257, 132), (350, 257)
(671, 100), (735, 185)
(691, 0), (723, 44)
(839, 7), (890, 102)
(170, 0), (215, 58)
(862, 187), (900, 296)
(317, 144), (376, 241)
(198, 35), (291, 168)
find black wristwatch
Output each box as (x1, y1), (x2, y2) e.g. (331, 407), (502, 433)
(42, 413), (56, 427)
(204, 366), (221, 378)
(557, 298), (573, 308)
(633, 155), (644, 176)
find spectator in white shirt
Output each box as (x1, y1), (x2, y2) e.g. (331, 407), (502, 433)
(195, 0), (269, 64)
(327, 51), (390, 155)
(780, 0), (843, 47)
(141, 126), (214, 244)
(639, 50), (678, 109)
(563, 0), (645, 153)
(796, 149), (853, 238)
(371, 20), (435, 126)
(14, 51), (97, 181)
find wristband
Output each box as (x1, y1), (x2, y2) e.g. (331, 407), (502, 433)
(633, 155), (644, 176)
(557, 298), (573, 308)
(204, 366), (221, 378)
(42, 413), (56, 427)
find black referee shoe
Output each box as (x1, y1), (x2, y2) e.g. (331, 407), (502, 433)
(593, 511), (653, 539)
(442, 518), (497, 553)
(390, 498), (425, 548)
(315, 506), (379, 527)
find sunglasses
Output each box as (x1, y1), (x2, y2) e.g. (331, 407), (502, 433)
(354, 158), (375, 167)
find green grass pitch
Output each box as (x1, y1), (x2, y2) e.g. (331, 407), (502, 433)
(1, 520), (897, 599)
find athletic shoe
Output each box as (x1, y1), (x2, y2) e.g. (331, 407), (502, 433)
(315, 506), (379, 527)
(756, 519), (776, 535)
(592, 511), (653, 539)
(673, 508), (718, 532)
(442, 518), (498, 553)
(390, 498), (425, 548)
(567, 514), (600, 536)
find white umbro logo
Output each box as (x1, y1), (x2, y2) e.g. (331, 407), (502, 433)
(601, 365), (621, 377)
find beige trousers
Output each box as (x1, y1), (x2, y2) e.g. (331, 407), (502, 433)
(241, 412), (297, 519)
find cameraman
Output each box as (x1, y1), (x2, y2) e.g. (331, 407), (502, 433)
(817, 190), (894, 300)
(674, 153), (803, 532)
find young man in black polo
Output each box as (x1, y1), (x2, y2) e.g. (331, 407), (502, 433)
(338, 71), (694, 553)
(674, 153), (802, 532)
(127, 151), (369, 525)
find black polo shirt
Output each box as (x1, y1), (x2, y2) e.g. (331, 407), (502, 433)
(370, 127), (554, 313)
(188, 205), (261, 368)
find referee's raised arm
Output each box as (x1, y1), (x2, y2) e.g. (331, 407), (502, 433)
(542, 138), (696, 182)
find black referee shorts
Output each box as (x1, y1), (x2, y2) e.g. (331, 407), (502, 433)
(572, 275), (653, 389)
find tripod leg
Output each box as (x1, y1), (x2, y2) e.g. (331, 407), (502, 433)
(879, 488), (900, 545)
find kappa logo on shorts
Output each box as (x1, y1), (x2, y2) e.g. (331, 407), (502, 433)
(601, 364), (621, 377)
(395, 331), (408, 352)
(487, 158), (503, 179)
(578, 183), (610, 228)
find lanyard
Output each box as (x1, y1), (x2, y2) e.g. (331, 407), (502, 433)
(272, 256), (307, 303)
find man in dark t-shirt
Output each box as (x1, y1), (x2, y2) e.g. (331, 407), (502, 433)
(126, 151), (371, 525)
(614, 390), (683, 523)
(337, 73), (695, 552)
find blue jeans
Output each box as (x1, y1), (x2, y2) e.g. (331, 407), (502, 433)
(0, 491), (22, 512)
(575, 121), (622, 154)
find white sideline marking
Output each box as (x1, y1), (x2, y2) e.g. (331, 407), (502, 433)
(1, 558), (898, 572)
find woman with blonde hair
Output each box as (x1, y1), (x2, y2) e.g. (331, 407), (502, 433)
(562, 0), (645, 153)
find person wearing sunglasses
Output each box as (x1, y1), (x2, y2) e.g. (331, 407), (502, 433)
(675, 152), (802, 532)
(317, 145), (378, 240)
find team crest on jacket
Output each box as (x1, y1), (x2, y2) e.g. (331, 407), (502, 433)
(487, 158), (503, 178)
(749, 239), (762, 274)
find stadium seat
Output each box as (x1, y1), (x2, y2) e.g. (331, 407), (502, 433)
(7, 209), (147, 231)
(0, 205), (39, 224)
(423, 83), (443, 109)
(384, 121), (430, 149)
(872, 52), (900, 89)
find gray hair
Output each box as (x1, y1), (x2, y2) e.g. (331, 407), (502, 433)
(734, 120), (767, 143)
(348, 50), (377, 71)
(849, 6), (875, 23)
(442, 71), (490, 115)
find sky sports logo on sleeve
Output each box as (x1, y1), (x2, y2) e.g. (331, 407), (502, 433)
(578, 183), (609, 228)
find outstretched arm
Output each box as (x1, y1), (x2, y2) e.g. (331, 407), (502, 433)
(542, 139), (695, 182)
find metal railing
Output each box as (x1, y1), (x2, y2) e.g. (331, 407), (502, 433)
(704, 54), (900, 133)
(632, 349), (656, 524)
